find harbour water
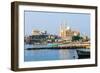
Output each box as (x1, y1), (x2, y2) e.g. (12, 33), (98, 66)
(24, 44), (90, 61)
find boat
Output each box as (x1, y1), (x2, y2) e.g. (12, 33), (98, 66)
(76, 49), (90, 59)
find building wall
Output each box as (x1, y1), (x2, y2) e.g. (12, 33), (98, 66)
(59, 23), (80, 41)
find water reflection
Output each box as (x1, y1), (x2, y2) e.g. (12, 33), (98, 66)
(59, 49), (78, 60)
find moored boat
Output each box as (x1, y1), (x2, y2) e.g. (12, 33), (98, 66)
(76, 49), (90, 59)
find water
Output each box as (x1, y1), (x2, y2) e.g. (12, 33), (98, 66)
(24, 44), (89, 62)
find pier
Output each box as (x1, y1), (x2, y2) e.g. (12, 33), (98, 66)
(26, 43), (90, 50)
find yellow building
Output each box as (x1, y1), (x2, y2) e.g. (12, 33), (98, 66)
(59, 22), (80, 41)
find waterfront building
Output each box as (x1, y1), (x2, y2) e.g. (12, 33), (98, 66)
(32, 29), (42, 35)
(59, 22), (80, 42)
(32, 29), (48, 35)
(25, 29), (59, 44)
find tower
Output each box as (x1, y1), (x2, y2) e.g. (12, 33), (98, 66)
(59, 21), (68, 38)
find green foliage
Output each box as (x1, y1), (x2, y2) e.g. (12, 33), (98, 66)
(72, 35), (82, 41)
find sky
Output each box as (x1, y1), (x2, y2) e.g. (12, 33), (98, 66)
(24, 11), (90, 37)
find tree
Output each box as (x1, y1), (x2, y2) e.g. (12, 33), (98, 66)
(72, 35), (82, 41)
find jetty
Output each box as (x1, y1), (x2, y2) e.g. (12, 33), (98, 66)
(26, 42), (90, 50)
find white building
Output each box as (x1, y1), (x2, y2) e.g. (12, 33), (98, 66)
(32, 29), (41, 35)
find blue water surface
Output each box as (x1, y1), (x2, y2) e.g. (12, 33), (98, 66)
(24, 44), (81, 61)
